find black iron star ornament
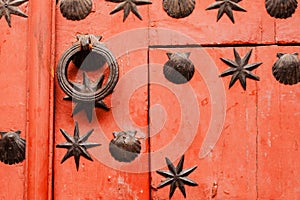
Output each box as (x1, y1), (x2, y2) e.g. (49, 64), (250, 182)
(106, 0), (152, 22)
(206, 0), (246, 23)
(219, 48), (262, 90)
(156, 155), (198, 199)
(0, 0), (28, 27)
(56, 122), (101, 171)
(64, 72), (109, 122)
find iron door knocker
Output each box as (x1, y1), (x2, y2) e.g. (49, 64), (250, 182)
(57, 34), (119, 122)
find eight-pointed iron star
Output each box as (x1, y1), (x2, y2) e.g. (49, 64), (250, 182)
(56, 122), (100, 171)
(219, 48), (262, 90)
(0, 0), (28, 27)
(206, 0), (246, 23)
(64, 72), (109, 122)
(156, 155), (198, 199)
(106, 0), (152, 22)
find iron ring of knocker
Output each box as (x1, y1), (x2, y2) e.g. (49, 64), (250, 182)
(56, 34), (119, 102)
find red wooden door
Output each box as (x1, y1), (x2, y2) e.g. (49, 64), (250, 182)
(53, 2), (151, 199)
(1, 0), (300, 199)
(0, 0), (53, 198)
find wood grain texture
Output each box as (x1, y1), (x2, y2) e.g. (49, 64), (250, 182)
(54, 2), (150, 197)
(13, 0), (300, 199)
(0, 9), (28, 199)
(0, 21), (27, 199)
(149, 47), (258, 199)
(256, 46), (300, 199)
(25, 0), (54, 198)
(149, 0), (275, 45)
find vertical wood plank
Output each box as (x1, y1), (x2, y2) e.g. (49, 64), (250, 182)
(257, 46), (300, 199)
(275, 10), (300, 43)
(26, 0), (54, 198)
(0, 3), (28, 199)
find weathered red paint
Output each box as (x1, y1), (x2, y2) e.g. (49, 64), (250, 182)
(25, 0), (55, 198)
(256, 46), (300, 199)
(0, 11), (28, 200)
(149, 0), (275, 45)
(0, 0), (300, 199)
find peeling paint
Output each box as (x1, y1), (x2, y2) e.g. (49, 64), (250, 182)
(267, 130), (272, 147)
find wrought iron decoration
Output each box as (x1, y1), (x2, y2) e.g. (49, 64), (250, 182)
(56, 122), (100, 171)
(272, 52), (300, 85)
(219, 48), (262, 90)
(206, 0), (246, 23)
(57, 34), (119, 122)
(58, 0), (93, 21)
(156, 155), (198, 199)
(62, 72), (110, 122)
(163, 52), (195, 84)
(265, 0), (298, 19)
(0, 131), (26, 165)
(0, 0), (28, 27)
(109, 130), (141, 163)
(106, 0), (152, 22)
(163, 0), (195, 19)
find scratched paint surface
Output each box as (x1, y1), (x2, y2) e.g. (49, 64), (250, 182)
(52, 1), (300, 200)
(149, 0), (275, 45)
(0, 0), (299, 199)
(256, 46), (300, 199)
(150, 48), (257, 199)
(0, 9), (28, 199)
(149, 46), (300, 199)
(53, 1), (150, 198)
(54, 48), (150, 199)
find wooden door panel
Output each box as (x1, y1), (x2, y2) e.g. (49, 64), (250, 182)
(256, 46), (300, 199)
(0, 0), (299, 199)
(54, 0), (153, 199)
(275, 11), (300, 43)
(53, 1), (300, 199)
(54, 51), (150, 199)
(149, 47), (260, 199)
(149, 46), (300, 199)
(0, 19), (28, 199)
(54, 24), (150, 200)
(149, 1), (275, 45)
